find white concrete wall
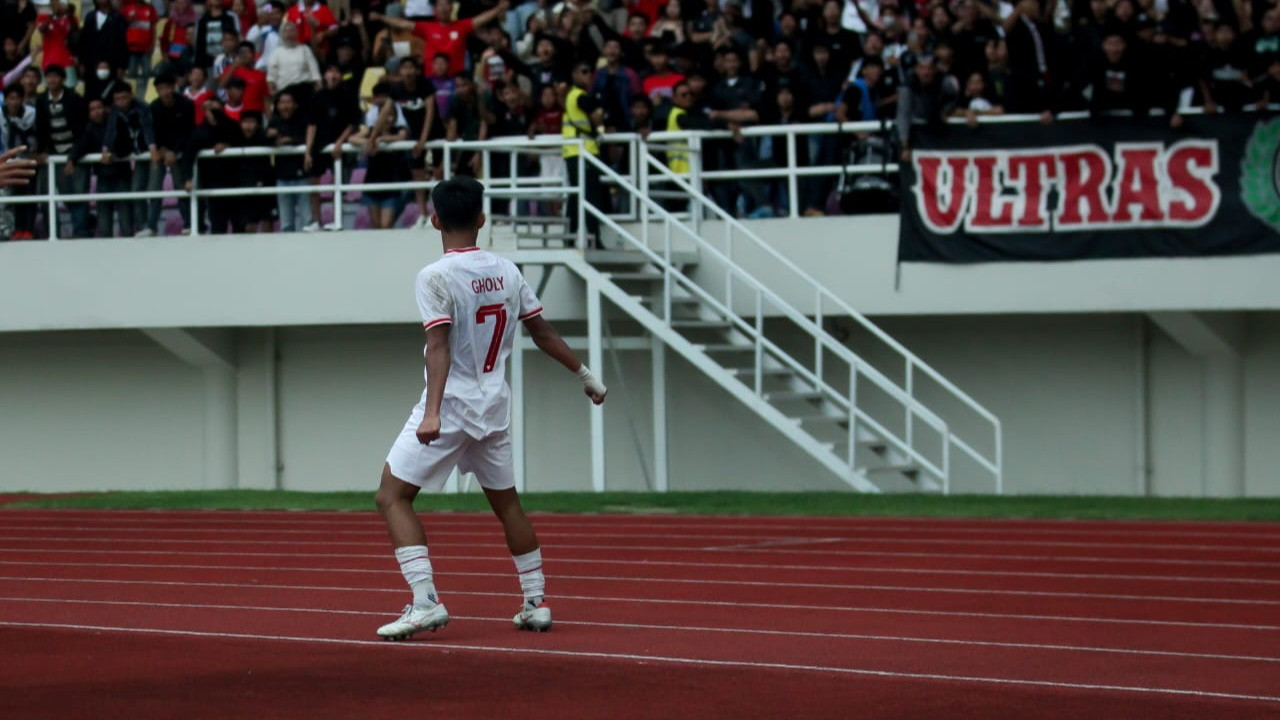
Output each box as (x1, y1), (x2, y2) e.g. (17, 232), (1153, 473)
(3, 315), (1276, 496)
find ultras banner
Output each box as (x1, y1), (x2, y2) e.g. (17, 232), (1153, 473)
(897, 115), (1280, 262)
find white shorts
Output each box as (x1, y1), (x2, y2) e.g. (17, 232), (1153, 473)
(385, 413), (515, 492)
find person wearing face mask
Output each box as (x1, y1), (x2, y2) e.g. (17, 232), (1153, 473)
(79, 0), (128, 83)
(85, 59), (127, 103)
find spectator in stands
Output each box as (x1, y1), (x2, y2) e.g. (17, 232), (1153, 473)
(896, 55), (959, 161)
(562, 61), (603, 246)
(953, 71), (1004, 124)
(371, 4), (425, 68)
(1082, 32), (1148, 117)
(641, 41), (683, 102)
(1, 0), (37, 56)
(267, 21), (322, 98)
(196, 0), (241, 69)
(221, 41), (270, 113)
(1201, 21), (1255, 112)
(1003, 0), (1058, 120)
(706, 47), (766, 217)
(286, 0), (339, 53)
(360, 80), (411, 229)
(104, 82), (158, 237)
(0, 39), (24, 81)
(13, 65), (36, 108)
(122, 0), (158, 86)
(81, 0), (129, 80)
(190, 96), (245, 233)
(760, 84), (808, 217)
(223, 75), (248, 119)
(373, 0), (509, 76)
(67, 99), (115, 235)
(232, 110), (276, 232)
(212, 30), (242, 80)
(250, 2), (284, 71)
(648, 1), (686, 46)
(304, 64), (360, 231)
(267, 87), (311, 231)
(37, 2), (83, 85)
(332, 36), (367, 93)
(1251, 9), (1280, 79)
(446, 72), (487, 176)
(381, 55), (435, 225)
(810, 0), (862, 79)
(35, 64), (89, 238)
(2, 82), (38, 239)
(531, 82), (563, 216)
(592, 38), (643, 131)
(950, 0), (1000, 83)
(147, 73), (196, 235)
(1257, 57), (1280, 106)
(184, 65), (216, 125)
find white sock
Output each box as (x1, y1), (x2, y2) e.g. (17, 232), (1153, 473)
(513, 549), (545, 607)
(394, 545), (438, 607)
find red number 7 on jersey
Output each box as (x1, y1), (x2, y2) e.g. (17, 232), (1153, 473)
(476, 304), (508, 373)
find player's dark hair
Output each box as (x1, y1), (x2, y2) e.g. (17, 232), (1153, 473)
(430, 176), (485, 232)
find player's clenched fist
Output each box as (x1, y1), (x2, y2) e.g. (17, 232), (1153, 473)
(577, 365), (608, 405)
(416, 414), (442, 444)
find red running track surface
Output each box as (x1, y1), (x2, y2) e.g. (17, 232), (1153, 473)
(1, 509), (1278, 720)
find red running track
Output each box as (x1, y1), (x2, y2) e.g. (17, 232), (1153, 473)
(1, 509), (1278, 720)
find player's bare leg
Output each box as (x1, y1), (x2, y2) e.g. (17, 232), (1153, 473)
(484, 486), (552, 631)
(374, 463), (449, 640)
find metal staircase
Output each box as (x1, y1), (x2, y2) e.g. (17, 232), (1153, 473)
(480, 141), (1001, 493)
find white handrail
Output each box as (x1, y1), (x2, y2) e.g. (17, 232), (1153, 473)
(581, 151), (955, 485)
(641, 151), (1002, 489)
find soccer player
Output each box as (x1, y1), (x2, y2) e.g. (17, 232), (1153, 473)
(374, 176), (607, 640)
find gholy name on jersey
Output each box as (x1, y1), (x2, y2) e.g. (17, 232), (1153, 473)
(471, 276), (506, 294)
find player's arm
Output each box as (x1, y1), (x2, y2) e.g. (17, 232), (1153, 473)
(417, 324), (452, 444)
(523, 315), (607, 404)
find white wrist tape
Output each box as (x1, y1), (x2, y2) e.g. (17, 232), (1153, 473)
(577, 365), (607, 395)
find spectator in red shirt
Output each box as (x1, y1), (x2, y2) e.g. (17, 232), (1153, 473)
(121, 0), (157, 87)
(36, 0), (80, 88)
(373, 0), (508, 76)
(184, 64), (215, 125)
(219, 41), (269, 112)
(286, 0), (338, 52)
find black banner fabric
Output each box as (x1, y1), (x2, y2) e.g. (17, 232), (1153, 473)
(897, 115), (1280, 262)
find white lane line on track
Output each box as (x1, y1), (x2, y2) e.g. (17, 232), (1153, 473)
(2, 536), (1278, 569)
(1, 575), (1276, 631)
(2, 620), (1277, 704)
(0, 530), (1275, 555)
(2, 561), (1275, 605)
(3, 595), (1277, 663)
(3, 549), (1274, 584)
(3, 545), (1276, 573)
(7, 515), (1278, 541)
(6, 508), (1277, 535)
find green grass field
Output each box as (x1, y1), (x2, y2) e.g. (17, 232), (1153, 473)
(4, 490), (1280, 521)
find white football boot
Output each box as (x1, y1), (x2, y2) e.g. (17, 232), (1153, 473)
(377, 602), (450, 641)
(513, 601), (552, 632)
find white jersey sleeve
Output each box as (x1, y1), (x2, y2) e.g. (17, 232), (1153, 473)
(517, 274), (543, 321)
(416, 267), (455, 330)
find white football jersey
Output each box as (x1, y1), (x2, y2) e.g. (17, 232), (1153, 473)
(415, 247), (543, 439)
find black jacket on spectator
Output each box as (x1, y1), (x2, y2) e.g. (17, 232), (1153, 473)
(104, 98), (157, 155)
(1084, 55), (1149, 116)
(190, 108), (243, 188)
(268, 111), (309, 181)
(71, 116), (125, 179)
(150, 95), (196, 154)
(36, 88), (87, 156)
(895, 73), (960, 144)
(79, 8), (129, 72)
(308, 85), (362, 156)
(1005, 15), (1057, 112)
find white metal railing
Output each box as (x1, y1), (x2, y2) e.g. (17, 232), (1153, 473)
(579, 150), (989, 492)
(638, 152), (1002, 491)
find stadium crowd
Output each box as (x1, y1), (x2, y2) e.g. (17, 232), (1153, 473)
(0, 0), (1277, 237)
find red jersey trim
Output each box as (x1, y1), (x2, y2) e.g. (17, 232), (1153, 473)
(445, 247), (482, 254)
(423, 318), (453, 329)
(518, 307), (544, 320)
